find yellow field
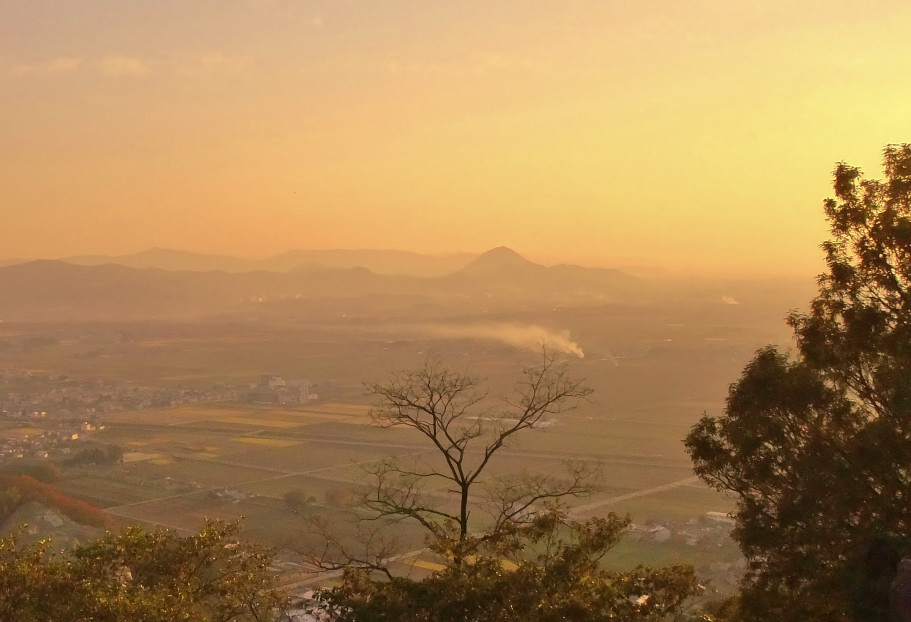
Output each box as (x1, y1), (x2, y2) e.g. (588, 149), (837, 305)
(240, 407), (314, 419)
(0, 427), (46, 439)
(105, 408), (216, 425)
(104, 404), (368, 428)
(232, 437), (300, 447)
(288, 412), (369, 424)
(293, 403), (372, 424)
(412, 560), (446, 572)
(303, 403), (370, 415)
(123, 452), (166, 463)
(214, 417), (299, 428)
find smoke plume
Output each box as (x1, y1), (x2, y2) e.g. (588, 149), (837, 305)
(422, 322), (584, 358)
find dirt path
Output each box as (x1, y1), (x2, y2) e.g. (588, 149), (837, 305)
(569, 475), (702, 516)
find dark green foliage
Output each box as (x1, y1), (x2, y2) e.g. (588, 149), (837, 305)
(64, 443), (124, 466)
(0, 519), (290, 621)
(685, 144), (911, 621)
(319, 507), (700, 622)
(284, 488), (314, 513)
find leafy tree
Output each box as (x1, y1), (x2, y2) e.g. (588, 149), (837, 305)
(685, 144), (911, 621)
(65, 443), (123, 466)
(284, 488), (315, 514)
(318, 506), (702, 622)
(0, 519), (290, 621)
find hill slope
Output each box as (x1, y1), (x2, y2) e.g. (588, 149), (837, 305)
(0, 249), (644, 321)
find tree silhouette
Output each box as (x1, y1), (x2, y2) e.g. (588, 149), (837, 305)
(686, 144), (911, 621)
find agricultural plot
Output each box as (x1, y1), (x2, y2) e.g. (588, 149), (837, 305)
(233, 437), (300, 448)
(54, 475), (170, 509)
(122, 451), (168, 463)
(239, 473), (362, 499)
(3, 301), (795, 590)
(0, 426), (47, 440)
(81, 399), (735, 539)
(7, 364), (747, 592)
(608, 481), (735, 524)
(104, 491), (231, 533)
(121, 456), (281, 487)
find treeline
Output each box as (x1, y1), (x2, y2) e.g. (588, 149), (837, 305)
(63, 442), (123, 467)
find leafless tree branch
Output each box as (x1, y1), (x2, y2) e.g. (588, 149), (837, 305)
(349, 349), (596, 567)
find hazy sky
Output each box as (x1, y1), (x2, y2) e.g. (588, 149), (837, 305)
(3, 1), (910, 275)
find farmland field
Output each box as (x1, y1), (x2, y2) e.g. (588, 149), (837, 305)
(50, 390), (742, 588)
(0, 291), (805, 589)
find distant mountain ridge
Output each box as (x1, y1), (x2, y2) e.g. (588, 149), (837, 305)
(0, 248), (646, 321)
(63, 248), (253, 273)
(56, 248), (476, 277)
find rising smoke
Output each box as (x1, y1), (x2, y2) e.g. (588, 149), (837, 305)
(420, 322), (584, 358)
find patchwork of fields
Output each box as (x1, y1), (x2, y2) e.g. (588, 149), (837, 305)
(46, 397), (742, 589)
(1, 297), (796, 591)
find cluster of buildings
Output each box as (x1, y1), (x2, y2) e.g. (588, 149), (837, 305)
(630, 513), (736, 547)
(246, 375), (316, 405)
(0, 369), (324, 466)
(0, 423), (93, 464)
(0, 369), (239, 420)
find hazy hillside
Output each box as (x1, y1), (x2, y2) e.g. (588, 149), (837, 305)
(442, 246), (644, 302)
(63, 249), (257, 273)
(0, 261), (416, 321)
(0, 248), (816, 323)
(57, 248), (475, 277)
(265, 249), (475, 276)
(0, 249), (650, 321)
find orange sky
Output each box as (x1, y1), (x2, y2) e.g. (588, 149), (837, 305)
(3, 1), (910, 276)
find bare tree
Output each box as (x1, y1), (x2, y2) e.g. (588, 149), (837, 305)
(302, 352), (703, 618)
(356, 349), (597, 564)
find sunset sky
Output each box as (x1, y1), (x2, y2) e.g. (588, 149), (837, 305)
(3, 1), (910, 276)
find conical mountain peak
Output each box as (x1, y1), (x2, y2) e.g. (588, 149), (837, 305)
(459, 247), (539, 275)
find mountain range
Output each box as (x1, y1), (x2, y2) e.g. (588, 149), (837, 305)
(56, 248), (475, 277)
(0, 247), (644, 321)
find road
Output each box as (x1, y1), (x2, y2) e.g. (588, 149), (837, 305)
(569, 475), (702, 516)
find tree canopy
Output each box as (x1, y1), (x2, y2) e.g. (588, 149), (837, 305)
(685, 144), (911, 621)
(0, 519), (290, 621)
(319, 506), (701, 622)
